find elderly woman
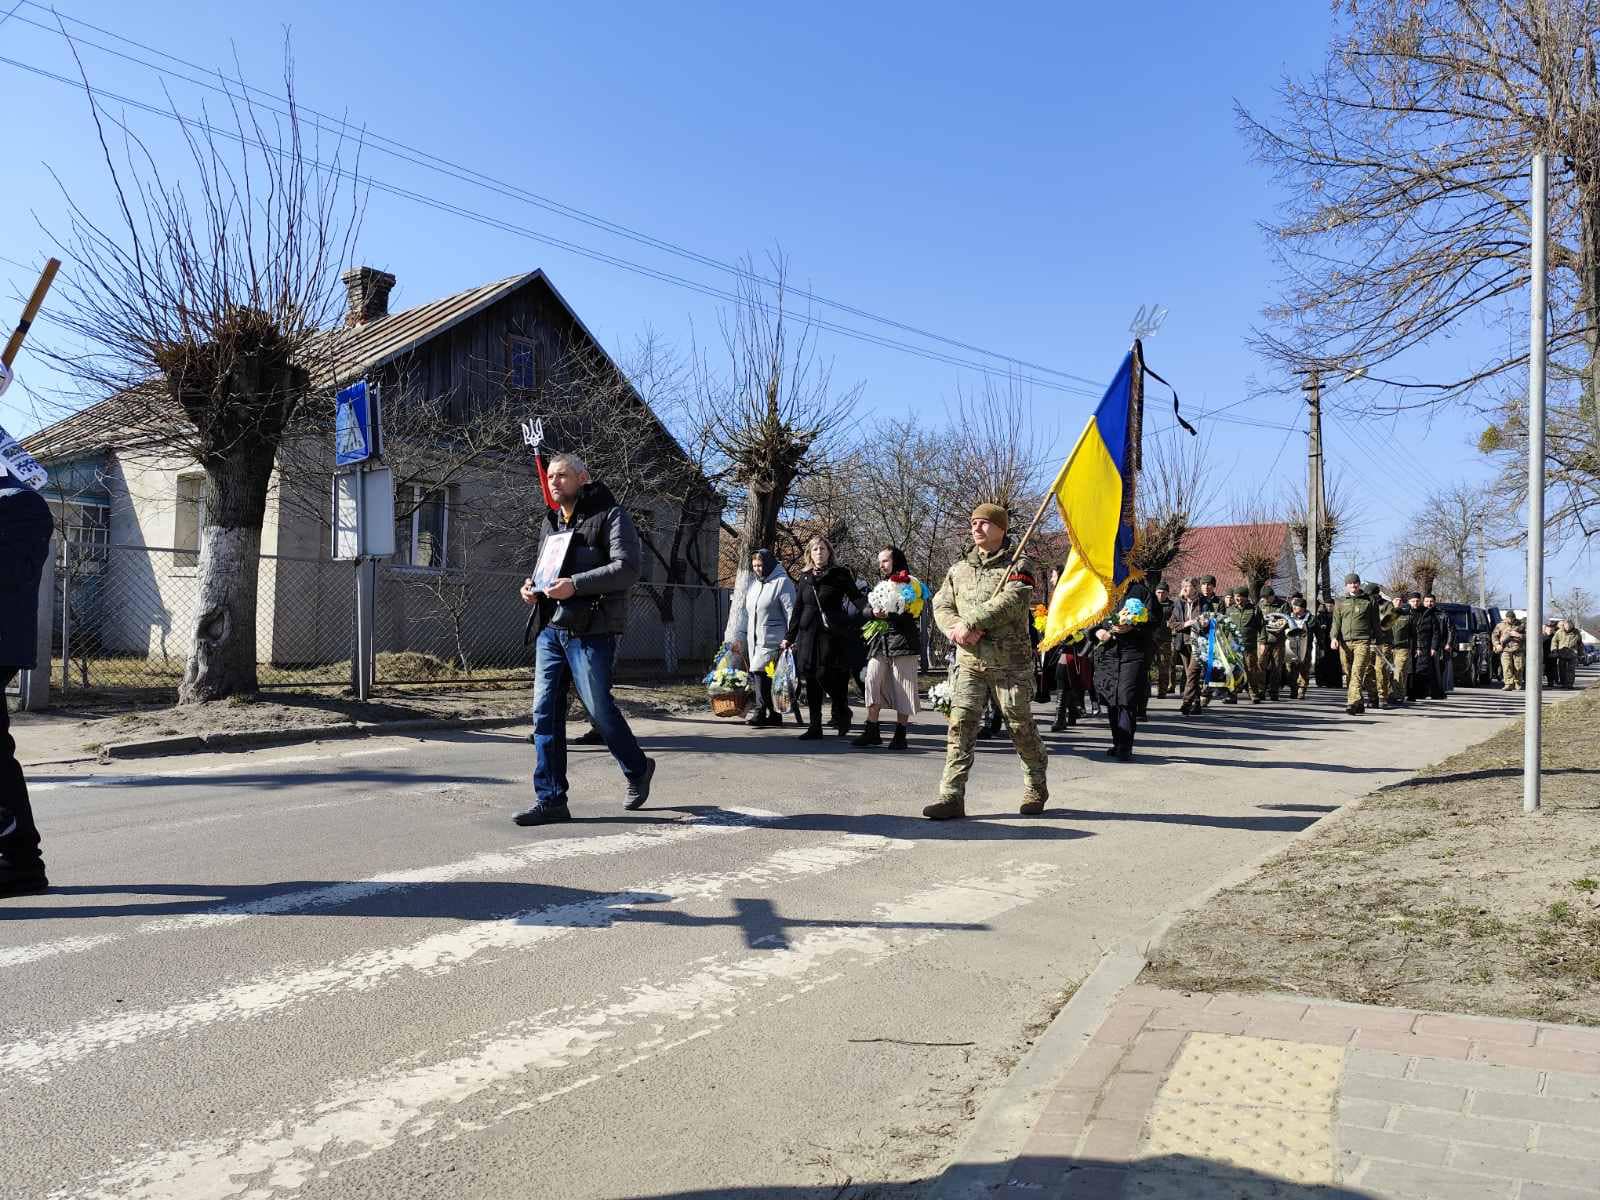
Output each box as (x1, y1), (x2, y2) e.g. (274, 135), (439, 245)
(733, 549), (796, 727)
(784, 535), (865, 740)
(1092, 581), (1157, 762)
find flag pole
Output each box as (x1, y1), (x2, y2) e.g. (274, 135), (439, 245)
(2, 258), (62, 369)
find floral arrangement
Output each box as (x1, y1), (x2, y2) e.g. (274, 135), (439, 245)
(862, 576), (929, 642)
(926, 678), (955, 715)
(703, 644), (750, 696)
(1032, 604), (1047, 635)
(1115, 597), (1150, 626)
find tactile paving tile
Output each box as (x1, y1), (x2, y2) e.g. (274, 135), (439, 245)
(1121, 1165), (1315, 1199)
(1140, 1099), (1335, 1185)
(1131, 1032), (1343, 1187)
(1156, 1033), (1344, 1111)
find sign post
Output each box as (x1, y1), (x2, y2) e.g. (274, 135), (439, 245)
(1525, 153), (1548, 816)
(332, 380), (392, 700)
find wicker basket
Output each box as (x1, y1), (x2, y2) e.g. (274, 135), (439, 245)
(710, 692), (750, 718)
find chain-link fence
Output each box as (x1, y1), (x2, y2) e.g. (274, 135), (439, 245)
(46, 541), (730, 697)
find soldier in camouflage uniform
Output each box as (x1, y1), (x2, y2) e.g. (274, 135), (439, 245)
(1255, 585), (1289, 701)
(1331, 572), (1385, 714)
(1150, 580), (1174, 699)
(925, 504), (1048, 820)
(1227, 586), (1265, 704)
(1367, 582), (1395, 706)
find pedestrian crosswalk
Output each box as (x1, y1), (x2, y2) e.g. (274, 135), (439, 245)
(3, 787), (1072, 1200)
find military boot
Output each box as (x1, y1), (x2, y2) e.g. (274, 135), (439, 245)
(923, 797), (966, 821)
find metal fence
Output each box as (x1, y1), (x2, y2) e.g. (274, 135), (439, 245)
(48, 540), (730, 697)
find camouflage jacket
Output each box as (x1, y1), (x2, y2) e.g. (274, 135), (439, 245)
(1256, 598), (1290, 645)
(933, 539), (1038, 674)
(1331, 593), (1376, 643)
(1226, 601), (1263, 649)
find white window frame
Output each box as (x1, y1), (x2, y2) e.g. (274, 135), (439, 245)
(392, 484), (451, 573)
(173, 474), (207, 574)
(54, 499), (112, 574)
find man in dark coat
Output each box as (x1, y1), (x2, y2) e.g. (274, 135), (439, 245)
(1092, 580), (1156, 761)
(1, 468), (55, 897)
(1409, 594), (1447, 701)
(516, 454), (653, 825)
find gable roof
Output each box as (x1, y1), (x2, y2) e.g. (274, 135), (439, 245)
(23, 269), (606, 463)
(1166, 522), (1294, 590)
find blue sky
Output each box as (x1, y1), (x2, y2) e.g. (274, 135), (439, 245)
(1, 0), (1590, 602)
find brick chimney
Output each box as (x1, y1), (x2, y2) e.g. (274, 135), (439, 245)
(340, 266), (396, 327)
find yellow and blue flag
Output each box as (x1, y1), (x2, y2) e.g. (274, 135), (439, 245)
(1040, 349), (1140, 650)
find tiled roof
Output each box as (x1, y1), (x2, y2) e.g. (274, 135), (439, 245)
(22, 386), (166, 463)
(1166, 522), (1292, 589)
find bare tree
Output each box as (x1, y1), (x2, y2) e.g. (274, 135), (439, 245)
(41, 49), (359, 701)
(1133, 425), (1220, 583)
(1551, 585), (1596, 624)
(942, 375), (1055, 531)
(1286, 472), (1359, 600)
(1384, 539), (1444, 598)
(690, 254), (861, 642)
(1224, 499), (1286, 600)
(1413, 482), (1500, 599)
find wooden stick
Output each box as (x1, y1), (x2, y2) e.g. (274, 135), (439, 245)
(2, 258), (62, 369)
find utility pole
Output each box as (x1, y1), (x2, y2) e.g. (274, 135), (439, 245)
(1303, 371), (1326, 603)
(1478, 526), (1487, 609)
(1525, 152), (1548, 816)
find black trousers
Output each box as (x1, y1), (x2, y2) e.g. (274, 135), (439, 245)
(1107, 703), (1137, 752)
(804, 667), (851, 731)
(0, 669), (43, 866)
(1558, 655), (1577, 688)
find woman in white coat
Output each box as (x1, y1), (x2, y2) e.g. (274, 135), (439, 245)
(734, 548), (796, 727)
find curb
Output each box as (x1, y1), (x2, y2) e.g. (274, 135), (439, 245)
(103, 714), (529, 759)
(927, 787), (1383, 1199)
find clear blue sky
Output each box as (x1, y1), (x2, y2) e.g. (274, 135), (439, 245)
(1, 0), (1591, 603)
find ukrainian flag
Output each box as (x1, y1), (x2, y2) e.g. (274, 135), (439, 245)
(1040, 350), (1139, 651)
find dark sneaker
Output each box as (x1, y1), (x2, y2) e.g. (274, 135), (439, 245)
(922, 797), (966, 821)
(513, 803), (571, 826)
(0, 860), (49, 898)
(1115, 747), (1134, 762)
(624, 758), (657, 810)
(1019, 796), (1046, 815)
(573, 726), (606, 746)
(797, 727), (824, 741)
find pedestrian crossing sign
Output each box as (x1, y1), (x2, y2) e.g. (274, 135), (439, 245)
(335, 380), (375, 466)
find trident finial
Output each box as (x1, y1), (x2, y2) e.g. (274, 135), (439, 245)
(520, 417), (544, 450)
(1130, 304), (1168, 340)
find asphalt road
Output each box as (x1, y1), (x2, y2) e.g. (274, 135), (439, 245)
(0, 682), (1555, 1200)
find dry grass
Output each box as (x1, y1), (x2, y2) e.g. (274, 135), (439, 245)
(1148, 685), (1600, 1025)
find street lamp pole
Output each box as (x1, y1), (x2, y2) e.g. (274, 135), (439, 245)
(1524, 152), (1548, 816)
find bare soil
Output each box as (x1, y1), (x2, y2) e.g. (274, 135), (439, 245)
(1147, 685), (1600, 1026)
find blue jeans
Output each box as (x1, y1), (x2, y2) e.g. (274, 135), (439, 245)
(531, 627), (648, 808)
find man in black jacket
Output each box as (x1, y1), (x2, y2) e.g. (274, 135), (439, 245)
(515, 454), (654, 825)
(1, 463), (55, 897)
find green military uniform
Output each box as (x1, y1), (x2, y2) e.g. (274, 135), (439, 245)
(930, 536), (1048, 815)
(1255, 586), (1289, 701)
(1491, 616), (1525, 690)
(1150, 586), (1174, 698)
(1331, 574), (1386, 712)
(1367, 583), (1395, 704)
(1390, 598), (1417, 702)
(1227, 589), (1265, 702)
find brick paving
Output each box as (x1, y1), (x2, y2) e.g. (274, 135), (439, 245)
(1001, 984), (1600, 1199)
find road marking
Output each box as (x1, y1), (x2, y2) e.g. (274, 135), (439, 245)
(0, 807), (781, 971)
(1, 832), (913, 1083)
(50, 863), (1063, 1200)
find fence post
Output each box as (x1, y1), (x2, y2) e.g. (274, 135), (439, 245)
(19, 535), (55, 711)
(59, 539), (70, 691)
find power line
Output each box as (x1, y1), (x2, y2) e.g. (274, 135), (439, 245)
(1, 53), (1126, 399)
(11, 2), (1109, 391)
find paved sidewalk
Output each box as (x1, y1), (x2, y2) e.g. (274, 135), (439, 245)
(1002, 984), (1600, 1199)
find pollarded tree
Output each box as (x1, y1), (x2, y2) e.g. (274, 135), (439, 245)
(42, 52), (360, 701)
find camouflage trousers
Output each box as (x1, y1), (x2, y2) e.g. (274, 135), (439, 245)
(1151, 640), (1174, 696)
(1500, 650), (1524, 689)
(939, 666), (1048, 806)
(1258, 642), (1285, 697)
(1343, 641), (1386, 707)
(1391, 648), (1412, 698)
(1243, 647), (1264, 698)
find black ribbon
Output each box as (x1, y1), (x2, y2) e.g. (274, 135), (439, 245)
(1142, 360), (1196, 436)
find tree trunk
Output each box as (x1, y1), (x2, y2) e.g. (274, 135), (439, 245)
(179, 445), (275, 702)
(722, 481), (788, 646)
(1580, 187), (1600, 453)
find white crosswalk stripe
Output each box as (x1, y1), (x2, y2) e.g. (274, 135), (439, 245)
(0, 806), (780, 970)
(47, 863), (1065, 1200)
(3, 832), (916, 1083)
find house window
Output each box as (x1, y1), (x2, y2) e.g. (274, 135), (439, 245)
(55, 500), (111, 572)
(174, 475), (206, 569)
(393, 485), (450, 570)
(509, 336), (542, 393)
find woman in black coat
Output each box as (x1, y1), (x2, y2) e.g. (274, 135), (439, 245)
(783, 535), (865, 740)
(1091, 581), (1155, 762)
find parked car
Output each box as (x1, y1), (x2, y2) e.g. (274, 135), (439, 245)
(1438, 602), (1494, 688)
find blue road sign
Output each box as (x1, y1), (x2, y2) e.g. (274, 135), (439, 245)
(335, 380), (374, 466)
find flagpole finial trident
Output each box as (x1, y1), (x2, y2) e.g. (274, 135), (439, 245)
(1129, 304), (1168, 341)
(520, 417), (545, 451)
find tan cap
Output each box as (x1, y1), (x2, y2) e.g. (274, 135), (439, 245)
(970, 503), (1008, 530)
